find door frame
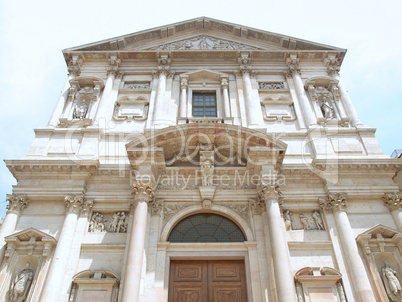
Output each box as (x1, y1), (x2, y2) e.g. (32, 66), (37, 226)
(156, 242), (260, 302)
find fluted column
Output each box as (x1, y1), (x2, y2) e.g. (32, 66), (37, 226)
(221, 78), (231, 118)
(179, 77), (188, 118)
(0, 195), (29, 260)
(383, 193), (402, 231)
(286, 55), (317, 127)
(327, 57), (362, 126)
(121, 182), (155, 302)
(259, 185), (297, 302)
(322, 193), (376, 301)
(40, 195), (93, 302)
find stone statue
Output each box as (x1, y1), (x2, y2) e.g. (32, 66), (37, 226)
(382, 260), (402, 297)
(10, 262), (34, 302)
(117, 212), (126, 233)
(201, 159), (214, 186)
(312, 211), (325, 230)
(320, 96), (334, 119)
(300, 214), (309, 230)
(283, 210), (292, 231)
(110, 212), (119, 232)
(72, 101), (88, 120)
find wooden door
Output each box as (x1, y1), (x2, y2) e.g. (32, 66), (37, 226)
(169, 260), (247, 302)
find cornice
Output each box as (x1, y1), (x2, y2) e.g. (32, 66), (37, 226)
(5, 159), (100, 174)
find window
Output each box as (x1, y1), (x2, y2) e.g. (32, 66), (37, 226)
(168, 213), (245, 242)
(192, 93), (217, 117)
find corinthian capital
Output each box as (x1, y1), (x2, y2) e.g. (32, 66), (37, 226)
(67, 55), (82, 77)
(64, 195), (93, 215)
(325, 56), (341, 77)
(6, 194), (29, 214)
(132, 182), (155, 204)
(258, 185), (282, 202)
(320, 193), (347, 212)
(285, 54), (301, 77)
(383, 193), (402, 211)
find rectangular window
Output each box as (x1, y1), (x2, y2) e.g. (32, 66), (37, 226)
(192, 93), (217, 117)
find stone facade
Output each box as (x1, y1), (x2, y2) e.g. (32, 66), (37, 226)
(1, 17), (402, 302)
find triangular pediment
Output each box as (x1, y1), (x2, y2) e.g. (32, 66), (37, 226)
(64, 17), (344, 53)
(5, 227), (57, 243)
(357, 224), (400, 239)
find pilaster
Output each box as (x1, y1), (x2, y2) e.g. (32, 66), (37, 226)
(383, 193), (402, 231)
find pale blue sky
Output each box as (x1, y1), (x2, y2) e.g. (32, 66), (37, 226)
(0, 0), (401, 217)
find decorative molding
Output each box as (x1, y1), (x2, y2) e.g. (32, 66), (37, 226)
(220, 202), (250, 225)
(64, 195), (93, 215)
(320, 193), (347, 212)
(325, 55), (341, 77)
(258, 185), (282, 202)
(107, 54), (121, 76)
(123, 82), (151, 90)
(6, 194), (29, 214)
(150, 35), (260, 50)
(150, 199), (163, 216)
(258, 82), (285, 89)
(383, 193), (402, 211)
(88, 211), (128, 233)
(67, 55), (82, 76)
(113, 96), (149, 122)
(162, 203), (196, 227)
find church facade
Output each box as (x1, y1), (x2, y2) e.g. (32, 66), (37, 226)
(1, 17), (402, 302)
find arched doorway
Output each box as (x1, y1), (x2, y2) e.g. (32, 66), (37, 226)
(168, 213), (248, 302)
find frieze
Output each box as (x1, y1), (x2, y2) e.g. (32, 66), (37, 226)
(88, 211), (128, 233)
(283, 210), (325, 231)
(150, 35), (260, 50)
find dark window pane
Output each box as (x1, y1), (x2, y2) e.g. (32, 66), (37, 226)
(168, 213), (245, 242)
(192, 93), (217, 118)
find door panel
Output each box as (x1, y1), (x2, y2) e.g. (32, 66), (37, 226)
(169, 260), (247, 302)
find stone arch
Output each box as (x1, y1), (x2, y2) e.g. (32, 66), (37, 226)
(160, 204), (253, 242)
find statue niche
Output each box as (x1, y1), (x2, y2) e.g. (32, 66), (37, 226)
(9, 262), (34, 302)
(72, 87), (92, 120)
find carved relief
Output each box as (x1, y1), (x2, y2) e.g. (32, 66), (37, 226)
(249, 198), (266, 215)
(383, 193), (402, 211)
(71, 85), (100, 120)
(320, 193), (348, 212)
(150, 35), (260, 50)
(113, 97), (149, 122)
(65, 195), (93, 215)
(88, 212), (128, 233)
(220, 203), (250, 225)
(132, 182), (155, 204)
(282, 210), (325, 231)
(150, 199), (163, 216)
(123, 82), (151, 89)
(162, 203), (196, 227)
(9, 262), (34, 302)
(258, 82), (285, 89)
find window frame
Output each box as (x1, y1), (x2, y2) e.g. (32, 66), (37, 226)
(192, 92), (217, 118)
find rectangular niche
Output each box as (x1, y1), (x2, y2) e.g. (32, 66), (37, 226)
(113, 97), (149, 122)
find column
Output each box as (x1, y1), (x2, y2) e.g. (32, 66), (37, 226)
(153, 55), (170, 124)
(48, 75), (73, 127)
(179, 77), (188, 118)
(242, 69), (262, 127)
(221, 78), (231, 118)
(121, 182), (155, 302)
(323, 193), (376, 301)
(287, 55), (317, 127)
(259, 185), (297, 302)
(40, 195), (93, 302)
(326, 57), (362, 126)
(383, 193), (402, 231)
(0, 195), (29, 260)
(95, 71), (116, 122)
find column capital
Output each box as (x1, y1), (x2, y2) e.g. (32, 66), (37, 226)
(180, 78), (188, 90)
(320, 192), (348, 212)
(221, 78), (229, 89)
(325, 55), (341, 77)
(383, 192), (402, 211)
(6, 194), (29, 214)
(132, 182), (155, 205)
(64, 194), (93, 216)
(106, 54), (121, 76)
(258, 185), (282, 202)
(149, 199), (163, 216)
(285, 54), (301, 77)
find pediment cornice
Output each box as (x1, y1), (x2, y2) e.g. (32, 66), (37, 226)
(63, 17), (345, 56)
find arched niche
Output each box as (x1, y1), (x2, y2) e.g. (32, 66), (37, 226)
(160, 204), (253, 242)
